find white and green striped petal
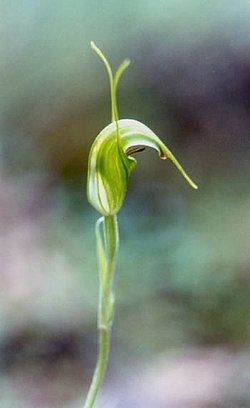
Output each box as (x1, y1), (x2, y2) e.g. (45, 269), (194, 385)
(87, 118), (197, 216)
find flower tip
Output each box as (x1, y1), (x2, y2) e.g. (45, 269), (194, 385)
(160, 153), (168, 160)
(123, 58), (131, 67)
(188, 179), (198, 190)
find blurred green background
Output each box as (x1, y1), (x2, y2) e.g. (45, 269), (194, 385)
(1, 0), (250, 407)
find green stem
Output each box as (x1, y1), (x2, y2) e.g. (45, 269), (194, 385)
(83, 327), (110, 408)
(83, 215), (118, 408)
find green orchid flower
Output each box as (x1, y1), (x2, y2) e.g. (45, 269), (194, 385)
(87, 42), (197, 217)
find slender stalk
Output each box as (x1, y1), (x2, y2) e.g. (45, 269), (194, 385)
(83, 215), (118, 408)
(83, 327), (110, 408)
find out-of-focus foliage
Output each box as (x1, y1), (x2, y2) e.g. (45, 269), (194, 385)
(1, 0), (250, 407)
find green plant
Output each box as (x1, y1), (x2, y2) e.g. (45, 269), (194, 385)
(84, 42), (198, 408)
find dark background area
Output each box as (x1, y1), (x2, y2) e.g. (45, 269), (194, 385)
(1, 1), (250, 407)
